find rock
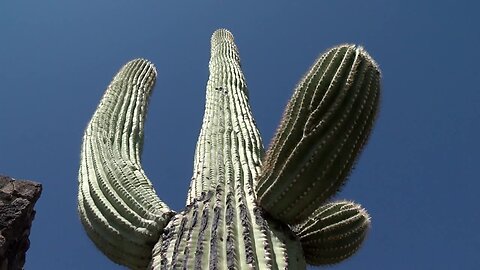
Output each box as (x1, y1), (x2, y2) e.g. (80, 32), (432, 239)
(0, 175), (42, 270)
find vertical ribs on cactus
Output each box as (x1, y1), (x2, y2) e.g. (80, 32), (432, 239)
(78, 28), (381, 269)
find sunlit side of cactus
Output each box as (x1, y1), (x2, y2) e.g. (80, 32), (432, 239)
(78, 29), (380, 269)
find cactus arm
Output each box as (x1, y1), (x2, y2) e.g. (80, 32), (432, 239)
(78, 59), (175, 269)
(292, 200), (370, 265)
(255, 45), (381, 224)
(153, 29), (305, 270)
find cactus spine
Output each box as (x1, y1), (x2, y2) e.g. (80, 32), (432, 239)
(78, 29), (380, 269)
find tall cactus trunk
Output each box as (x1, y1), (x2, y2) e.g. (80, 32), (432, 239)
(149, 29), (305, 270)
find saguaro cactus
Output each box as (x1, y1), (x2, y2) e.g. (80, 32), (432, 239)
(78, 29), (380, 269)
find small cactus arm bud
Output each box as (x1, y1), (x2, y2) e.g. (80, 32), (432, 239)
(255, 45), (381, 224)
(78, 59), (175, 269)
(291, 201), (370, 265)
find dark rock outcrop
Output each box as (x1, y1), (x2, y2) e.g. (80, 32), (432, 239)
(0, 175), (42, 270)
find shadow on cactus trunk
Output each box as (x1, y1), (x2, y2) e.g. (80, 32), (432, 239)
(77, 29), (380, 269)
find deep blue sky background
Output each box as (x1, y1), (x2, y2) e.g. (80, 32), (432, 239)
(1, 1), (479, 269)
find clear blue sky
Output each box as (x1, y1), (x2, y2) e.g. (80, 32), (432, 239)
(1, 1), (479, 269)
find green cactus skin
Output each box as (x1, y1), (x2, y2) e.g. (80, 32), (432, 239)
(77, 59), (175, 269)
(291, 201), (370, 265)
(255, 45), (381, 224)
(78, 29), (380, 269)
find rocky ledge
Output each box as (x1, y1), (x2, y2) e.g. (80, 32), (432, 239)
(0, 175), (42, 270)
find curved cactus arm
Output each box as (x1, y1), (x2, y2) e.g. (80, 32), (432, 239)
(78, 59), (175, 269)
(291, 201), (370, 265)
(255, 45), (381, 224)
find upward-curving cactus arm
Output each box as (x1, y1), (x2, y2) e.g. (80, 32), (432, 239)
(78, 59), (174, 269)
(255, 45), (380, 224)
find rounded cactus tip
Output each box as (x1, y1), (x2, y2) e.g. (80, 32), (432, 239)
(351, 44), (381, 76)
(127, 58), (157, 75)
(114, 58), (158, 87)
(211, 28), (235, 44)
(209, 28), (241, 64)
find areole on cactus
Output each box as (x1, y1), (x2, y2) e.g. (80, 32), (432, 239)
(77, 29), (380, 269)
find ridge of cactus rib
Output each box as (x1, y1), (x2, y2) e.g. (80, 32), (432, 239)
(149, 29), (306, 269)
(255, 44), (381, 224)
(292, 201), (370, 265)
(78, 59), (175, 269)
